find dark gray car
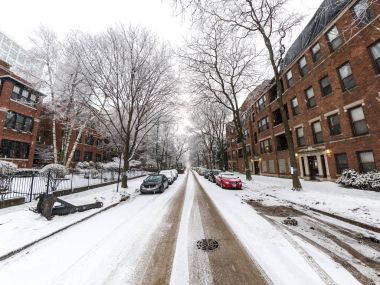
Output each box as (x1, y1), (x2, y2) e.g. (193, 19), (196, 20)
(140, 174), (169, 194)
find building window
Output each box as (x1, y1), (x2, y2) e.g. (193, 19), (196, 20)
(319, 76), (332, 97)
(258, 117), (269, 133)
(84, 151), (93, 162)
(11, 84), (39, 107)
(85, 135), (94, 145)
(96, 139), (102, 147)
(327, 113), (341, 136)
(358, 151), (375, 172)
(276, 134), (288, 151)
(353, 0), (374, 26)
(298, 56), (308, 77)
(369, 41), (380, 73)
(74, 150), (81, 162)
(286, 70), (294, 87)
(349, 106), (368, 136)
(338, 62), (356, 91)
(290, 97), (300, 116)
(255, 96), (266, 112)
(260, 138), (272, 154)
(5, 111), (33, 132)
(311, 43), (322, 62)
(335, 153), (348, 174)
(96, 154), (102, 162)
(312, 121), (323, 144)
(326, 26), (342, 51)
(296, 127), (305, 147)
(305, 87), (316, 108)
(0, 139), (30, 159)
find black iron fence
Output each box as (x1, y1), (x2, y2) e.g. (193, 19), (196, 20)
(0, 169), (145, 203)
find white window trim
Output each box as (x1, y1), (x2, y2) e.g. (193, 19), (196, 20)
(259, 136), (272, 142)
(308, 116), (321, 125)
(343, 99), (365, 111)
(294, 123), (304, 129)
(324, 109), (340, 118)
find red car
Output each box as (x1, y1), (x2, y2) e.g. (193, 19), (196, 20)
(215, 172), (242, 190)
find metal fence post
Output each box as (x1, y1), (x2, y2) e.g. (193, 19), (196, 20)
(71, 172), (74, 192)
(87, 172), (90, 190)
(29, 172), (35, 202)
(46, 170), (51, 195)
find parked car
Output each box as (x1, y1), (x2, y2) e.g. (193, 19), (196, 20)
(215, 172), (242, 190)
(203, 170), (212, 179)
(208, 169), (222, 183)
(159, 170), (175, 184)
(170, 169), (178, 179)
(140, 174), (168, 194)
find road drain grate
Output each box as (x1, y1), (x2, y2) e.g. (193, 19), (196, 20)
(197, 239), (219, 251)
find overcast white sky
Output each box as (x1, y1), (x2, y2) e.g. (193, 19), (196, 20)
(1, 0), (324, 133)
(2, 0), (324, 50)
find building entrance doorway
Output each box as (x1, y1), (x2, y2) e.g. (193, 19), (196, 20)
(307, 156), (318, 180)
(254, 161), (260, 174)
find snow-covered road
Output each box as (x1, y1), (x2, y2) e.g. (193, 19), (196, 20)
(0, 170), (376, 285)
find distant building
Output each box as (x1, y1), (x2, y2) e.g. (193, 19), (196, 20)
(0, 59), (45, 168)
(227, 0), (380, 181)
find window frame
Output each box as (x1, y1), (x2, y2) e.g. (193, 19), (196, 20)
(348, 105), (368, 136)
(335, 153), (349, 174)
(305, 87), (317, 109)
(319, 76), (333, 97)
(311, 121), (323, 144)
(326, 26), (343, 51)
(295, 127), (305, 147)
(290, 97), (300, 116)
(357, 150), (376, 173)
(369, 40), (380, 74)
(338, 62), (356, 91)
(311, 42), (322, 62)
(258, 116), (269, 133)
(298, 56), (308, 77)
(327, 113), (341, 136)
(286, 70), (294, 87)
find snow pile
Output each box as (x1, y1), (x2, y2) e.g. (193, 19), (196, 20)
(336, 169), (380, 191)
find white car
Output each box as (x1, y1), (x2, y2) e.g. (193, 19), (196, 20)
(170, 169), (178, 179)
(159, 170), (175, 184)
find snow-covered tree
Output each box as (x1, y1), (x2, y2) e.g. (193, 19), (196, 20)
(69, 26), (178, 187)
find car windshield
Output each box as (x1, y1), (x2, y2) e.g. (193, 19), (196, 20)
(145, 176), (162, 182)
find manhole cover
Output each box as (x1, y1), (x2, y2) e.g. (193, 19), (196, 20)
(196, 239), (219, 251)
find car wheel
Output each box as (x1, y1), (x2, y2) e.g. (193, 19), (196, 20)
(159, 185), (164, 193)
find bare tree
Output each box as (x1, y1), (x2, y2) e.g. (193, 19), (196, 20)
(28, 26), (62, 164)
(175, 0), (303, 189)
(180, 21), (259, 180)
(70, 26), (177, 187)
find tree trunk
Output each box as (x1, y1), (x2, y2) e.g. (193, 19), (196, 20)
(65, 125), (85, 168)
(234, 113), (252, 180)
(52, 116), (58, 164)
(121, 145), (129, 188)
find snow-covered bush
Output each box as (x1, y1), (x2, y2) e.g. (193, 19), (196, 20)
(0, 160), (17, 174)
(76, 161), (90, 169)
(40, 164), (68, 178)
(336, 169), (380, 191)
(84, 169), (100, 179)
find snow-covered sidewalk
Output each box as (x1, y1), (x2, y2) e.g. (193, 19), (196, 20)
(0, 176), (146, 258)
(232, 173), (380, 228)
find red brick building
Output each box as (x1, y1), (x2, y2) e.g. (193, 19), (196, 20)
(227, 0), (380, 181)
(35, 110), (110, 167)
(0, 60), (44, 168)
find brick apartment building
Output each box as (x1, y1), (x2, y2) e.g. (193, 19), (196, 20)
(35, 110), (111, 167)
(0, 59), (45, 168)
(227, 0), (380, 181)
